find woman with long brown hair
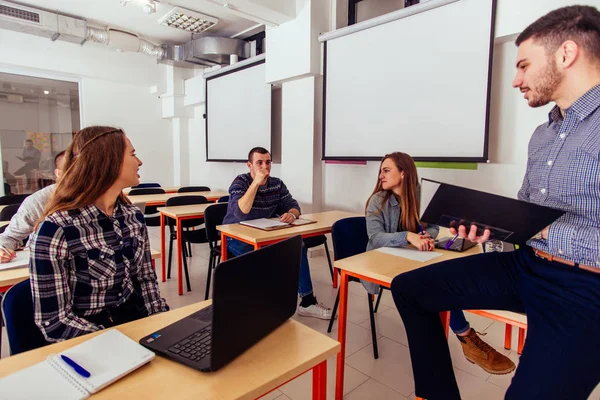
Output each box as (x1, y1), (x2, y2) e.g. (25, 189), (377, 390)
(365, 152), (515, 375)
(29, 126), (169, 342)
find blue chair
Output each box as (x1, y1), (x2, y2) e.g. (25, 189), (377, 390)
(203, 203), (229, 300)
(1, 279), (48, 355)
(328, 216), (381, 359)
(178, 186), (210, 193)
(132, 183), (161, 189)
(217, 195), (229, 203)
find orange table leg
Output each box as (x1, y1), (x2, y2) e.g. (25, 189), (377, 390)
(504, 324), (513, 350)
(160, 213), (166, 282)
(335, 271), (349, 400)
(312, 360), (327, 400)
(518, 327), (525, 354)
(416, 397), (425, 400)
(221, 232), (228, 261)
(177, 216), (183, 296)
(440, 311), (450, 338)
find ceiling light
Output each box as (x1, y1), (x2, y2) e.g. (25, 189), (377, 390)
(119, 0), (131, 6)
(158, 7), (218, 33)
(43, 90), (49, 95)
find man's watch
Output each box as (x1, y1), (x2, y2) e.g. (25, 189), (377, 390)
(532, 231), (543, 240)
(289, 212), (297, 220)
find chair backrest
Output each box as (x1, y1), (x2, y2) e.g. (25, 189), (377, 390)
(178, 186), (211, 193)
(217, 195), (229, 203)
(166, 195), (208, 228)
(204, 203), (228, 242)
(4, 182), (11, 195)
(132, 183), (161, 189)
(0, 194), (29, 206)
(128, 188), (165, 196)
(331, 216), (369, 260)
(0, 203), (21, 221)
(1, 279), (48, 355)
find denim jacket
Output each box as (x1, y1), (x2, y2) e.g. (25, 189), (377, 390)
(362, 191), (439, 294)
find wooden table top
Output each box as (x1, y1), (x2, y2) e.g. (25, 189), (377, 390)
(157, 203), (216, 219)
(217, 211), (360, 244)
(0, 301), (340, 400)
(334, 244), (482, 287)
(127, 191), (228, 205)
(123, 186), (180, 195)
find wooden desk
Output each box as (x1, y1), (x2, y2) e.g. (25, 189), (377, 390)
(333, 245), (482, 400)
(124, 186), (181, 195)
(126, 191), (229, 206)
(0, 301), (340, 400)
(217, 211), (360, 261)
(157, 204), (215, 295)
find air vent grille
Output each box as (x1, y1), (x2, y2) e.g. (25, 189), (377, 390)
(0, 4), (40, 23)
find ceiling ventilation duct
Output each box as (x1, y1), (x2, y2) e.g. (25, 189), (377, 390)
(0, 1), (248, 66)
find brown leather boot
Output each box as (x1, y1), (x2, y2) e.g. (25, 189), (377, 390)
(458, 329), (516, 375)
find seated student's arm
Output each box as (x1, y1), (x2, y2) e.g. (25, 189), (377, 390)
(228, 176), (257, 220)
(0, 188), (50, 260)
(424, 224), (440, 240)
(30, 221), (102, 342)
(366, 195), (410, 249)
(134, 225), (169, 315)
(278, 181), (301, 223)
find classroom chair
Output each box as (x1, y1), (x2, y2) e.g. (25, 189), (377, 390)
(178, 186), (211, 193)
(203, 202), (228, 300)
(302, 235), (334, 283)
(165, 195), (209, 292)
(0, 204), (20, 221)
(328, 216), (381, 359)
(1, 279), (49, 355)
(132, 183), (161, 189)
(128, 188), (165, 227)
(217, 195), (229, 203)
(0, 194), (29, 206)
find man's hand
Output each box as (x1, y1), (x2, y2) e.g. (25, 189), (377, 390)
(279, 213), (295, 224)
(253, 168), (270, 187)
(407, 232), (435, 251)
(0, 248), (16, 263)
(449, 224), (491, 244)
(540, 225), (550, 239)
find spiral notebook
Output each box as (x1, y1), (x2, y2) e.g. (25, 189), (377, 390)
(0, 329), (155, 400)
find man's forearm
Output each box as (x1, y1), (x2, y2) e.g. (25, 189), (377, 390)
(287, 208), (300, 218)
(237, 183), (260, 214)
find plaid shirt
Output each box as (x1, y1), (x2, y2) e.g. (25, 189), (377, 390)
(29, 200), (169, 342)
(518, 84), (600, 268)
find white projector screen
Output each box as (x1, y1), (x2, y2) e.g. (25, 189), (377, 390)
(323, 0), (495, 161)
(206, 61), (271, 161)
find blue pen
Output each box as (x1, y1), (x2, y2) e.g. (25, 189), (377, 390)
(418, 224), (425, 235)
(445, 234), (459, 250)
(61, 355), (91, 378)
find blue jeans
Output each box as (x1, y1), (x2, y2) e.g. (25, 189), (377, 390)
(391, 247), (600, 399)
(226, 238), (314, 297)
(449, 310), (470, 334)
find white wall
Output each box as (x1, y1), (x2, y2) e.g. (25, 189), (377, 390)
(0, 29), (174, 186)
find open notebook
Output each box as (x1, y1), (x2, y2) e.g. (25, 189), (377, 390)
(240, 217), (316, 231)
(0, 329), (155, 400)
(0, 250), (30, 271)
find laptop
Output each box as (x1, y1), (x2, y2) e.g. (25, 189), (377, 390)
(419, 178), (565, 245)
(139, 235), (302, 372)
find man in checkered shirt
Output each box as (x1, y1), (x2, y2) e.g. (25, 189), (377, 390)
(390, 6), (600, 399)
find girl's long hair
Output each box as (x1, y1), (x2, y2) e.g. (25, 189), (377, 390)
(365, 152), (420, 233)
(41, 126), (131, 221)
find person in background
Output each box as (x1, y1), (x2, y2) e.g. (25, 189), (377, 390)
(223, 147), (332, 319)
(365, 152), (515, 374)
(14, 139), (41, 190)
(0, 151), (65, 263)
(29, 126), (169, 342)
(391, 6), (600, 399)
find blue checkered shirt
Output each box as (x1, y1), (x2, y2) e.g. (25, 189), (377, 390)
(518, 84), (600, 269)
(29, 200), (169, 342)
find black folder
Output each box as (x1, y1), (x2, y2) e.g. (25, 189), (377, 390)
(420, 178), (565, 245)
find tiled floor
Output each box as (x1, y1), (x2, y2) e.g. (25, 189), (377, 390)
(2, 226), (600, 399)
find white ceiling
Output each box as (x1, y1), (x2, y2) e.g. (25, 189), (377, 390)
(16, 0), (264, 44)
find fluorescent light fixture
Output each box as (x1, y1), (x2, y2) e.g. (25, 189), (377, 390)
(43, 90), (49, 94)
(158, 7), (218, 33)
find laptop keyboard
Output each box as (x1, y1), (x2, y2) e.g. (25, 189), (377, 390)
(168, 325), (212, 362)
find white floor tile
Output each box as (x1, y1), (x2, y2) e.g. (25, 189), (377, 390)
(454, 367), (506, 400)
(345, 378), (408, 400)
(359, 307), (408, 347)
(257, 389), (284, 400)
